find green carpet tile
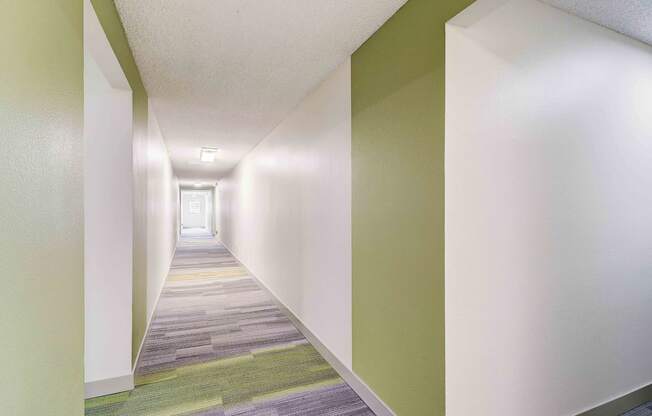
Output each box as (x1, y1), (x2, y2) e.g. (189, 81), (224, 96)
(85, 235), (374, 416)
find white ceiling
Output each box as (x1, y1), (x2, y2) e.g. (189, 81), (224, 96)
(541, 0), (652, 46)
(115, 0), (406, 184)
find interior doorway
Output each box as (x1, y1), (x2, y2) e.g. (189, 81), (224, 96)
(180, 189), (214, 236)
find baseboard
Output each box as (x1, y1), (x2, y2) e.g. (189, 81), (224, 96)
(85, 373), (134, 399)
(576, 383), (652, 416)
(220, 240), (397, 416)
(133, 244), (178, 373)
(276, 296), (397, 416)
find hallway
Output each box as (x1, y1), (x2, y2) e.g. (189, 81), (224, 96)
(85, 235), (373, 416)
(8, 1), (652, 415)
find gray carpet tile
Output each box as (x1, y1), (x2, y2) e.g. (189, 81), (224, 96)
(623, 401), (652, 416)
(225, 384), (374, 416)
(89, 234), (377, 416)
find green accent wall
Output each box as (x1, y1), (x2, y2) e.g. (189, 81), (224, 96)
(351, 0), (474, 414)
(0, 1), (84, 414)
(90, 0), (150, 364)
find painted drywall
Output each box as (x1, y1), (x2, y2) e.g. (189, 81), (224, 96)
(213, 185), (220, 235)
(83, 49), (133, 387)
(219, 58), (352, 368)
(445, 1), (652, 415)
(350, 0), (473, 414)
(91, 0), (150, 363)
(145, 102), (179, 330)
(0, 1), (84, 414)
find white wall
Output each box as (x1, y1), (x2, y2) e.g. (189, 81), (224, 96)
(213, 185), (220, 235)
(146, 103), (179, 322)
(445, 1), (652, 415)
(83, 50), (133, 385)
(219, 58), (352, 368)
(84, 2), (179, 395)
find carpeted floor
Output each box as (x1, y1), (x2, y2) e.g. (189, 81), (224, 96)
(624, 401), (652, 416)
(85, 235), (374, 416)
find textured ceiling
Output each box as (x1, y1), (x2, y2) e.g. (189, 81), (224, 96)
(115, 0), (406, 184)
(541, 0), (652, 46)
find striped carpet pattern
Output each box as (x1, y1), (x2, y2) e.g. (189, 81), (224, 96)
(86, 235), (373, 416)
(624, 402), (652, 416)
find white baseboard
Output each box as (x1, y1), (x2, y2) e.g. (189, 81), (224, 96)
(85, 373), (134, 399)
(576, 382), (652, 416)
(220, 241), (397, 416)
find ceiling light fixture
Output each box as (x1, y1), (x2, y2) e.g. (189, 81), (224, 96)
(200, 147), (218, 163)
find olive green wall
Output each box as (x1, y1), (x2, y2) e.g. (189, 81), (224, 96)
(90, 0), (149, 364)
(351, 0), (474, 414)
(0, 1), (84, 414)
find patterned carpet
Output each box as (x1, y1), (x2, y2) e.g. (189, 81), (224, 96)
(624, 402), (652, 416)
(86, 235), (373, 416)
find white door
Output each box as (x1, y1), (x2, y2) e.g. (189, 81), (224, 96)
(181, 190), (211, 229)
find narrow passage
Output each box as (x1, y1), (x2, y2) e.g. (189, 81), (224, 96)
(86, 234), (374, 415)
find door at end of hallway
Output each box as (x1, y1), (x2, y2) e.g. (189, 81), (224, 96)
(180, 189), (213, 235)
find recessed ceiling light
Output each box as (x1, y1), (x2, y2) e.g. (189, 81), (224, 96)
(200, 147), (218, 163)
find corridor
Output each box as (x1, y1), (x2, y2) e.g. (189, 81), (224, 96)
(85, 235), (373, 416)
(8, 1), (652, 415)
